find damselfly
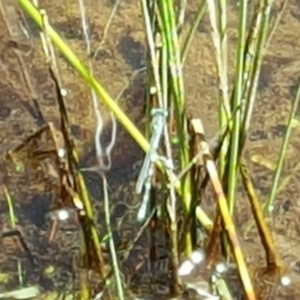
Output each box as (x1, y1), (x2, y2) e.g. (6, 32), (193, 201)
(135, 108), (171, 222)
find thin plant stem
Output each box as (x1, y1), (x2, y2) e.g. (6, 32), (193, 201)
(78, 0), (117, 173)
(161, 34), (181, 292)
(207, 0), (230, 119)
(181, 0), (207, 65)
(218, 0), (229, 180)
(140, 0), (164, 108)
(78, 0), (91, 55)
(266, 77), (300, 212)
(227, 0), (248, 214)
(159, 0), (193, 255)
(102, 174), (125, 300)
(206, 0), (230, 179)
(238, 2), (263, 150)
(39, 9), (63, 85)
(277, 159), (300, 195)
(240, 1), (274, 152)
(2, 185), (24, 286)
(2, 185), (17, 229)
(115, 67), (146, 103)
(77, 6), (122, 297)
(176, 0), (186, 34)
(244, 0), (274, 131)
(93, 0), (121, 60)
(265, 0), (289, 52)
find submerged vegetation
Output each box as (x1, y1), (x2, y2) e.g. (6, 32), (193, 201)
(0, 0), (299, 299)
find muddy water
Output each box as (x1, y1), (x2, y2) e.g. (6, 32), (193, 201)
(0, 0), (300, 298)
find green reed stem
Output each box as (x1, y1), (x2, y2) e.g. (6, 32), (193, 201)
(2, 185), (24, 286)
(181, 0), (207, 65)
(102, 175), (125, 300)
(240, 1), (273, 151)
(238, 14), (262, 148)
(161, 24), (181, 293)
(140, 0), (164, 108)
(227, 0), (248, 215)
(218, 0), (229, 177)
(266, 78), (300, 213)
(206, 0), (230, 180)
(159, 0), (193, 255)
(2, 185), (17, 229)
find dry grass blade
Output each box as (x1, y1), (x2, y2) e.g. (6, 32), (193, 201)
(7, 124), (50, 160)
(48, 67), (108, 279)
(1, 229), (35, 269)
(240, 164), (284, 271)
(190, 118), (256, 300)
(240, 164), (291, 298)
